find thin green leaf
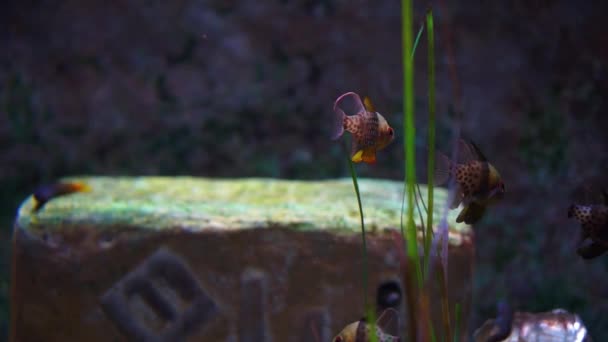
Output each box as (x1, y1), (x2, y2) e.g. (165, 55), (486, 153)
(454, 303), (461, 342)
(424, 7), (436, 278)
(402, 0), (422, 289)
(347, 156), (369, 310)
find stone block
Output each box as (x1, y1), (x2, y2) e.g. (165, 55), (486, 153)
(10, 177), (474, 341)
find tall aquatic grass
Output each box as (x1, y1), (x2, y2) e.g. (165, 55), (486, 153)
(424, 9), (436, 275)
(345, 3), (457, 341)
(400, 4), (459, 342)
(401, 0), (422, 291)
(345, 153), (378, 342)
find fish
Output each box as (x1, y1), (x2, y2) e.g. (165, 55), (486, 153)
(332, 92), (395, 164)
(435, 139), (505, 224)
(332, 308), (400, 342)
(473, 300), (513, 342)
(474, 308), (590, 342)
(32, 181), (92, 212)
(568, 190), (608, 259)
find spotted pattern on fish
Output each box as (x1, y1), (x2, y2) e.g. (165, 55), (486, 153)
(362, 111), (380, 149)
(569, 204), (608, 244)
(344, 115), (363, 135)
(344, 111), (382, 160)
(355, 324), (400, 342)
(455, 161), (485, 198)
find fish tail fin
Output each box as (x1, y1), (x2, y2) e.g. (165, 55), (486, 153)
(331, 106), (346, 140)
(70, 182), (92, 193)
(434, 151), (452, 185)
(577, 240), (608, 260)
(456, 202), (486, 224)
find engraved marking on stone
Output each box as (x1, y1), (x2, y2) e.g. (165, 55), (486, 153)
(300, 308), (330, 342)
(238, 269), (270, 342)
(101, 248), (218, 341)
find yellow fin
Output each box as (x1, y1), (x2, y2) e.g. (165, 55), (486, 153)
(363, 96), (376, 112)
(362, 148), (377, 164)
(352, 150), (364, 163)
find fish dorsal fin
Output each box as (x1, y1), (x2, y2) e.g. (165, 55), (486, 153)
(454, 139), (476, 164)
(363, 96), (376, 112)
(459, 139), (488, 162)
(334, 92), (367, 117)
(375, 308), (400, 337)
(355, 319), (367, 342)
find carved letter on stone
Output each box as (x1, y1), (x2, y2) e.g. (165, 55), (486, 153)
(101, 248), (218, 341)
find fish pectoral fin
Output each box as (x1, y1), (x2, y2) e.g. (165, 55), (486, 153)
(450, 188), (464, 209)
(351, 150), (365, 163)
(376, 308), (399, 337)
(456, 202), (486, 224)
(433, 151), (452, 185)
(577, 239), (608, 260)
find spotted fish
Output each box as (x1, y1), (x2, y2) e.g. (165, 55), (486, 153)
(332, 308), (400, 342)
(568, 190), (608, 259)
(435, 139), (505, 224)
(332, 92), (395, 164)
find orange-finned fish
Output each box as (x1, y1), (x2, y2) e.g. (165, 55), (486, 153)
(332, 308), (400, 342)
(32, 181), (92, 212)
(435, 139), (505, 224)
(332, 92), (395, 164)
(568, 190), (608, 259)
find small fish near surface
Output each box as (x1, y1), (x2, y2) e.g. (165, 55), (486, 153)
(332, 308), (400, 342)
(435, 139), (505, 224)
(568, 190), (608, 259)
(332, 92), (395, 164)
(31, 181), (92, 212)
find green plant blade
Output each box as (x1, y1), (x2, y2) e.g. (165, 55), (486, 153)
(424, 7), (436, 278)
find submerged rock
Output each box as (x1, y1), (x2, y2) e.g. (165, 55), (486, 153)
(10, 177), (473, 341)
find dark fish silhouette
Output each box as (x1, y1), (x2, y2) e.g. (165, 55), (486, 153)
(32, 181), (92, 212)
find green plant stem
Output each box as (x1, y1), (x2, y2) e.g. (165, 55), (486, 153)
(413, 23), (425, 58)
(438, 264), (452, 341)
(399, 23), (426, 242)
(424, 8), (436, 279)
(402, 0), (422, 289)
(454, 303), (461, 342)
(346, 155), (370, 311)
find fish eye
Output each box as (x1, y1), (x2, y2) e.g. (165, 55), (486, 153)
(388, 128), (394, 136)
(334, 336), (343, 342)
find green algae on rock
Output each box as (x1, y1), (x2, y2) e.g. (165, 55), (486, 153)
(17, 177), (470, 240)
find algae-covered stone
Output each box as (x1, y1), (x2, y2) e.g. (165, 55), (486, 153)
(10, 177), (474, 342)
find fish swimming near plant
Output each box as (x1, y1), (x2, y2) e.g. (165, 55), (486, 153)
(568, 190), (608, 259)
(332, 92), (395, 164)
(32, 181), (92, 212)
(332, 308), (400, 342)
(435, 139), (505, 224)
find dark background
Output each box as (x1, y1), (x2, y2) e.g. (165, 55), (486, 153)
(2, 0), (608, 340)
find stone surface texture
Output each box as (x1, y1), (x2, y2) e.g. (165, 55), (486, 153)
(10, 177), (473, 341)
